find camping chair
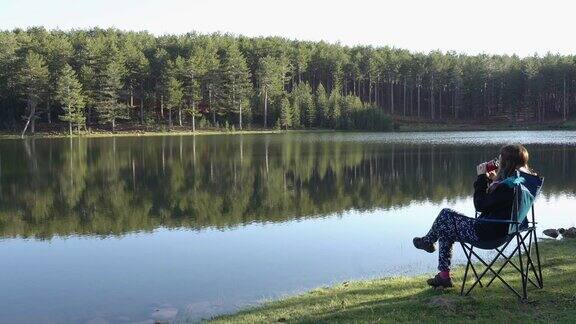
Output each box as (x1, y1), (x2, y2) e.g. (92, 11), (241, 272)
(458, 170), (544, 300)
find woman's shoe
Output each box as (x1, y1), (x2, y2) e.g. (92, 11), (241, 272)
(427, 274), (453, 289)
(412, 237), (436, 253)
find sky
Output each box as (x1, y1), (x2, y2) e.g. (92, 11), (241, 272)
(0, 0), (574, 57)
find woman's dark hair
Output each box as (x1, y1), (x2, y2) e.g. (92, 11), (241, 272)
(497, 144), (530, 180)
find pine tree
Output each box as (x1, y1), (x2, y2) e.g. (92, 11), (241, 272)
(280, 97), (292, 130)
(291, 82), (314, 128)
(94, 61), (128, 131)
(315, 83), (328, 127)
(293, 43), (312, 83)
(75, 34), (126, 127)
(198, 38), (220, 126)
(166, 76), (183, 129)
(217, 43), (252, 129)
(291, 95), (302, 128)
(0, 32), (19, 128)
(257, 56), (289, 128)
(329, 89), (342, 128)
(174, 56), (202, 130)
(152, 48), (170, 122)
(124, 41), (150, 124)
(55, 64), (85, 135)
(18, 51), (49, 137)
(44, 33), (73, 124)
(302, 85), (316, 128)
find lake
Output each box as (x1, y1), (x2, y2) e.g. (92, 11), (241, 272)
(1, 131), (575, 323)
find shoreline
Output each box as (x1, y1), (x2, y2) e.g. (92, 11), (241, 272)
(0, 128), (287, 140)
(1, 121), (575, 140)
(211, 239), (575, 323)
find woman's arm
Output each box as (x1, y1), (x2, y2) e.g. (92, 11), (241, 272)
(473, 175), (513, 212)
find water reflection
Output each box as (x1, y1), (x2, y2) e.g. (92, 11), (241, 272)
(0, 132), (575, 239)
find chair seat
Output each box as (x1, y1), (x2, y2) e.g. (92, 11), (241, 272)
(465, 226), (536, 250)
(464, 236), (510, 250)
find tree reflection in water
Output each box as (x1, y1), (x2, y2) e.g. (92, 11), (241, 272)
(0, 133), (574, 239)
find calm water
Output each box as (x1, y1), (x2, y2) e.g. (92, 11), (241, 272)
(0, 131), (575, 323)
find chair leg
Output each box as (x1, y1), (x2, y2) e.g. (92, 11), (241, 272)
(517, 234), (528, 300)
(486, 231), (538, 289)
(460, 243), (471, 296)
(464, 244), (483, 286)
(533, 231), (544, 288)
(463, 243), (522, 298)
(524, 230), (541, 289)
(460, 243), (484, 295)
(518, 230), (542, 290)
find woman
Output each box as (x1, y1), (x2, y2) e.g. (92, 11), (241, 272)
(412, 144), (533, 289)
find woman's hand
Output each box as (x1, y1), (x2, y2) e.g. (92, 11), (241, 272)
(487, 170), (498, 181)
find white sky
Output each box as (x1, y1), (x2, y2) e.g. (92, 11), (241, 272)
(1, 0), (574, 57)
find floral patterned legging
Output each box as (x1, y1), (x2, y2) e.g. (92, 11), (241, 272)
(423, 208), (480, 271)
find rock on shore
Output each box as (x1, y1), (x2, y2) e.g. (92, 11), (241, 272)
(545, 227), (576, 239)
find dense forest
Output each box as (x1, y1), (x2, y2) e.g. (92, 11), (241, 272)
(0, 135), (574, 239)
(1, 27), (576, 135)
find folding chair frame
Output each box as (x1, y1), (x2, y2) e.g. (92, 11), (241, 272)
(459, 194), (544, 300)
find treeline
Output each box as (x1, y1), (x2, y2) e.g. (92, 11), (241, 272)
(0, 136), (574, 239)
(0, 27), (392, 135)
(1, 28), (576, 135)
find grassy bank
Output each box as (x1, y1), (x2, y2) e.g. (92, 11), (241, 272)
(0, 128), (286, 140)
(212, 239), (576, 323)
(0, 120), (576, 139)
(1, 118), (576, 140)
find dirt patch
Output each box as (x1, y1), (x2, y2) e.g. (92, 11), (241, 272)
(427, 295), (460, 310)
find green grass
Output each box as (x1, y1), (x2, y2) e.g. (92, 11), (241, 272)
(2, 118), (576, 140)
(211, 239), (576, 323)
(0, 129), (286, 140)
